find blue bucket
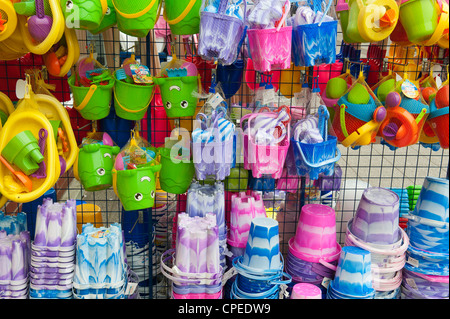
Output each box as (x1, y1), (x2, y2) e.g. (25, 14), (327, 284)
(292, 20), (338, 67)
(291, 135), (341, 180)
(216, 59), (245, 99)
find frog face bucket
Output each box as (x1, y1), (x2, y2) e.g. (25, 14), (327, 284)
(74, 143), (120, 191)
(112, 160), (162, 211)
(153, 75), (200, 118)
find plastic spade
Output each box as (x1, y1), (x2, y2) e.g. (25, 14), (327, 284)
(0, 155), (33, 192)
(28, 0), (53, 43)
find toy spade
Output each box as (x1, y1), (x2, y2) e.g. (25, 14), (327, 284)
(0, 155), (33, 192)
(28, 0), (53, 43)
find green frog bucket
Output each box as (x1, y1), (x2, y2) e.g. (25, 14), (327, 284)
(158, 146), (194, 195)
(61, 0), (108, 31)
(153, 59), (201, 118)
(112, 131), (161, 211)
(163, 0), (202, 35)
(112, 0), (161, 37)
(74, 131), (120, 191)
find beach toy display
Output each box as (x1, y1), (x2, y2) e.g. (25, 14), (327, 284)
(427, 84), (449, 149)
(379, 89), (429, 148)
(228, 191), (267, 251)
(291, 0), (338, 67)
(292, 106), (341, 180)
(242, 109), (290, 179)
(29, 198), (77, 299)
(153, 72), (200, 119)
(68, 57), (114, 121)
(74, 132), (120, 191)
(399, 0), (449, 46)
(112, 134), (161, 211)
(326, 246), (375, 299)
(333, 72), (386, 148)
(163, 0), (202, 35)
(113, 59), (155, 121)
(192, 108), (235, 181)
(338, 0), (399, 43)
(197, 0), (246, 65)
(186, 181), (227, 269)
(112, 0), (161, 37)
(60, 0), (107, 31)
(231, 217), (291, 299)
(0, 79), (60, 203)
(247, 0), (292, 72)
(0, 230), (30, 299)
(345, 188), (409, 299)
(161, 213), (223, 299)
(404, 177), (449, 277)
(73, 223), (127, 299)
(157, 147), (194, 195)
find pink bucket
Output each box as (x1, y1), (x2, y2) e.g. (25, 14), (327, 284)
(313, 62), (344, 93)
(289, 204), (341, 264)
(247, 26), (293, 73)
(243, 112), (290, 179)
(228, 191), (267, 248)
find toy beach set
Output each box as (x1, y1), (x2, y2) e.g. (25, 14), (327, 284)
(0, 0), (448, 301)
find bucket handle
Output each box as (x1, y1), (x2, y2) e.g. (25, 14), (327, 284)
(296, 139), (341, 168)
(423, 1), (449, 46)
(73, 85), (97, 111)
(165, 0), (198, 25)
(112, 0), (160, 19)
(113, 86), (154, 114)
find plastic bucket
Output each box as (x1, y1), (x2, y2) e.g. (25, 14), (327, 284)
(164, 0), (201, 35)
(192, 138), (234, 181)
(292, 20), (338, 67)
(412, 176), (449, 223)
(216, 59), (244, 99)
(112, 161), (162, 211)
(198, 11), (245, 65)
(158, 147), (194, 194)
(61, 0), (106, 31)
(291, 136), (341, 180)
(113, 71), (155, 121)
(89, 0), (117, 34)
(428, 107), (449, 149)
(112, 0), (160, 37)
(399, 0), (439, 43)
(153, 76), (199, 118)
(247, 26), (292, 73)
(68, 75), (113, 120)
(75, 143), (120, 191)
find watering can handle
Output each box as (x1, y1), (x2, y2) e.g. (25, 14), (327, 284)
(73, 85), (97, 111)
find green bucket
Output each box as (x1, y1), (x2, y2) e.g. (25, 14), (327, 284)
(112, 0), (160, 37)
(153, 76), (199, 118)
(90, 0), (117, 34)
(76, 143), (120, 191)
(113, 71), (155, 121)
(225, 166), (249, 192)
(60, 0), (106, 31)
(407, 185), (422, 210)
(68, 75), (114, 121)
(345, 0), (368, 43)
(158, 147), (194, 194)
(113, 160), (162, 211)
(164, 0), (202, 35)
(400, 0), (438, 43)
(2, 130), (44, 175)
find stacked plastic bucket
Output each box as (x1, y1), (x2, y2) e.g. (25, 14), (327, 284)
(161, 213), (223, 299)
(231, 218), (291, 299)
(344, 188), (409, 299)
(29, 199), (77, 299)
(401, 177), (449, 299)
(286, 204), (341, 298)
(73, 223), (131, 299)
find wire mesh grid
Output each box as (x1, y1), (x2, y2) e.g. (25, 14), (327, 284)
(0, 1), (448, 300)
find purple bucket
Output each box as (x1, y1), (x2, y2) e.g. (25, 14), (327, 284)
(197, 0), (245, 65)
